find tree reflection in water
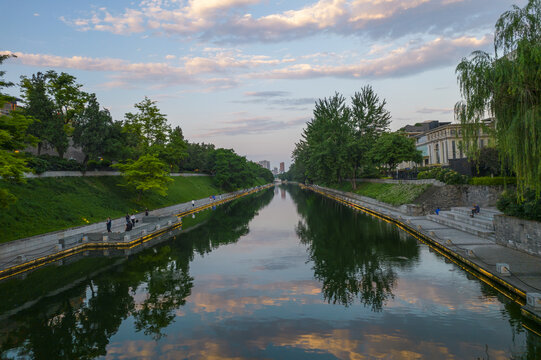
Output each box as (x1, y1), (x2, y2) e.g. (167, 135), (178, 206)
(0, 188), (274, 359)
(289, 185), (420, 310)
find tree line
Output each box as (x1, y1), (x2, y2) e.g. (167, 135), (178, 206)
(0, 57), (273, 206)
(284, 86), (421, 187)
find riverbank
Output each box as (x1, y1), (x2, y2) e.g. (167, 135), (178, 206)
(0, 175), (267, 242)
(0, 184), (274, 281)
(302, 184), (541, 328)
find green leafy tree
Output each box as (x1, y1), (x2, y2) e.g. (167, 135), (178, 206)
(19, 72), (56, 155)
(20, 71), (87, 158)
(124, 97), (171, 157)
(160, 126), (188, 171)
(349, 85), (391, 189)
(114, 154), (173, 201)
(370, 132), (422, 172)
(0, 54), (37, 207)
(294, 93), (352, 185)
(72, 94), (121, 164)
(455, 0), (541, 197)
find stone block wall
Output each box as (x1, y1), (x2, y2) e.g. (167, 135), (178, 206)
(494, 215), (541, 257)
(413, 185), (509, 214)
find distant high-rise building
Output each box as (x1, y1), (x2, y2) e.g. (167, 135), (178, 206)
(272, 167), (278, 176)
(279, 162), (285, 173)
(258, 160), (270, 170)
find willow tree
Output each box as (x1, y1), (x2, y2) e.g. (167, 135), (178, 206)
(455, 0), (541, 197)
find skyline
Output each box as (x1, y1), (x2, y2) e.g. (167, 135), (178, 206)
(1, 0), (525, 169)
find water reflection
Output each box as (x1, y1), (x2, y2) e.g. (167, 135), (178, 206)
(290, 185), (419, 310)
(0, 189), (274, 359)
(0, 185), (540, 359)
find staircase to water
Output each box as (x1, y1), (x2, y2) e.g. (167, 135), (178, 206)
(427, 207), (502, 240)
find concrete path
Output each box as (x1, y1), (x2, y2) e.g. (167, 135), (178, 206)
(0, 187), (266, 275)
(307, 185), (541, 324)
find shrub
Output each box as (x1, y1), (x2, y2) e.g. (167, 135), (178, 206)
(416, 167), (469, 184)
(24, 154), (84, 173)
(470, 176), (517, 186)
(497, 189), (541, 221)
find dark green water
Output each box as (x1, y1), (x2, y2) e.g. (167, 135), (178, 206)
(1, 185), (540, 359)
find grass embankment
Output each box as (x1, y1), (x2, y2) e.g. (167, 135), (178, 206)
(0, 176), (222, 243)
(331, 182), (431, 206)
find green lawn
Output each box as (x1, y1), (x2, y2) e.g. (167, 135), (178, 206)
(331, 182), (431, 206)
(0, 176), (222, 243)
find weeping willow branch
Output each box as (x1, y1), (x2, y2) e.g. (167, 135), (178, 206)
(455, 0), (541, 198)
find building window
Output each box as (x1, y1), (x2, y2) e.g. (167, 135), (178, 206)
(480, 139), (484, 148)
(452, 141), (456, 159)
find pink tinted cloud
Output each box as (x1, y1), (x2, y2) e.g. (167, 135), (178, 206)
(63, 0), (506, 43)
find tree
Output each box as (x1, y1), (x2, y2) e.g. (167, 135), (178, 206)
(349, 85), (391, 189)
(114, 154), (173, 201)
(455, 0), (541, 197)
(20, 71), (87, 158)
(20, 72), (56, 155)
(72, 94), (120, 164)
(294, 93), (352, 185)
(159, 126), (188, 171)
(0, 54), (37, 207)
(124, 97), (170, 157)
(370, 132), (422, 172)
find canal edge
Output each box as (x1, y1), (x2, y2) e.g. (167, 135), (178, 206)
(0, 184), (274, 282)
(300, 183), (541, 329)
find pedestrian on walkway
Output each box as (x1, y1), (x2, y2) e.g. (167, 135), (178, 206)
(192, 200), (195, 207)
(125, 213), (130, 224)
(106, 217), (112, 232)
(145, 208), (149, 216)
(131, 214), (136, 227)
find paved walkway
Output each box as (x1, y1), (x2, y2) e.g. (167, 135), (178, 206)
(0, 186), (269, 276)
(306, 185), (541, 325)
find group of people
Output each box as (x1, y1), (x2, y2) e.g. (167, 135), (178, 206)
(105, 208), (150, 233)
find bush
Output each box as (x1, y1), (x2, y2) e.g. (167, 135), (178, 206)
(416, 167), (469, 184)
(497, 189), (541, 221)
(24, 154), (84, 173)
(470, 176), (517, 186)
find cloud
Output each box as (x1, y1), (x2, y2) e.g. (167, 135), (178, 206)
(250, 35), (492, 80)
(416, 107), (453, 114)
(63, 0), (513, 43)
(195, 116), (308, 137)
(0, 34), (490, 89)
(245, 91), (290, 97)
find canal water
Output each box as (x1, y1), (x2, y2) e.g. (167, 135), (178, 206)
(1, 185), (540, 359)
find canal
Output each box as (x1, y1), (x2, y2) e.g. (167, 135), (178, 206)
(1, 185), (540, 359)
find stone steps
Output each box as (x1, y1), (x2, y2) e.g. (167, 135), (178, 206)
(427, 214), (495, 239)
(438, 211), (494, 230)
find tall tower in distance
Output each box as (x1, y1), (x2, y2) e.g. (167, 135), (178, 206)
(258, 160), (270, 170)
(279, 162), (285, 173)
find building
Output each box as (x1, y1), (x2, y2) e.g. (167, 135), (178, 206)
(420, 120), (493, 166)
(279, 162), (285, 174)
(258, 160), (270, 170)
(401, 120), (450, 137)
(272, 167), (278, 176)
(0, 99), (18, 116)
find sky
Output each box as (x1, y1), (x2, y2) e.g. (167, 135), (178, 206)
(1, 0), (526, 170)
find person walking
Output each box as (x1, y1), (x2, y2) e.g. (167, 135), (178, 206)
(131, 214), (136, 227)
(125, 213), (130, 224)
(145, 208), (149, 216)
(192, 200), (195, 207)
(106, 217), (112, 232)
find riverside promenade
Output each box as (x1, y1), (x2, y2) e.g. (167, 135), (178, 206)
(0, 184), (273, 281)
(303, 184), (541, 328)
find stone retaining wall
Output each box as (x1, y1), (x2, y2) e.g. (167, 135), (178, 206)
(413, 185), (508, 214)
(494, 215), (541, 257)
